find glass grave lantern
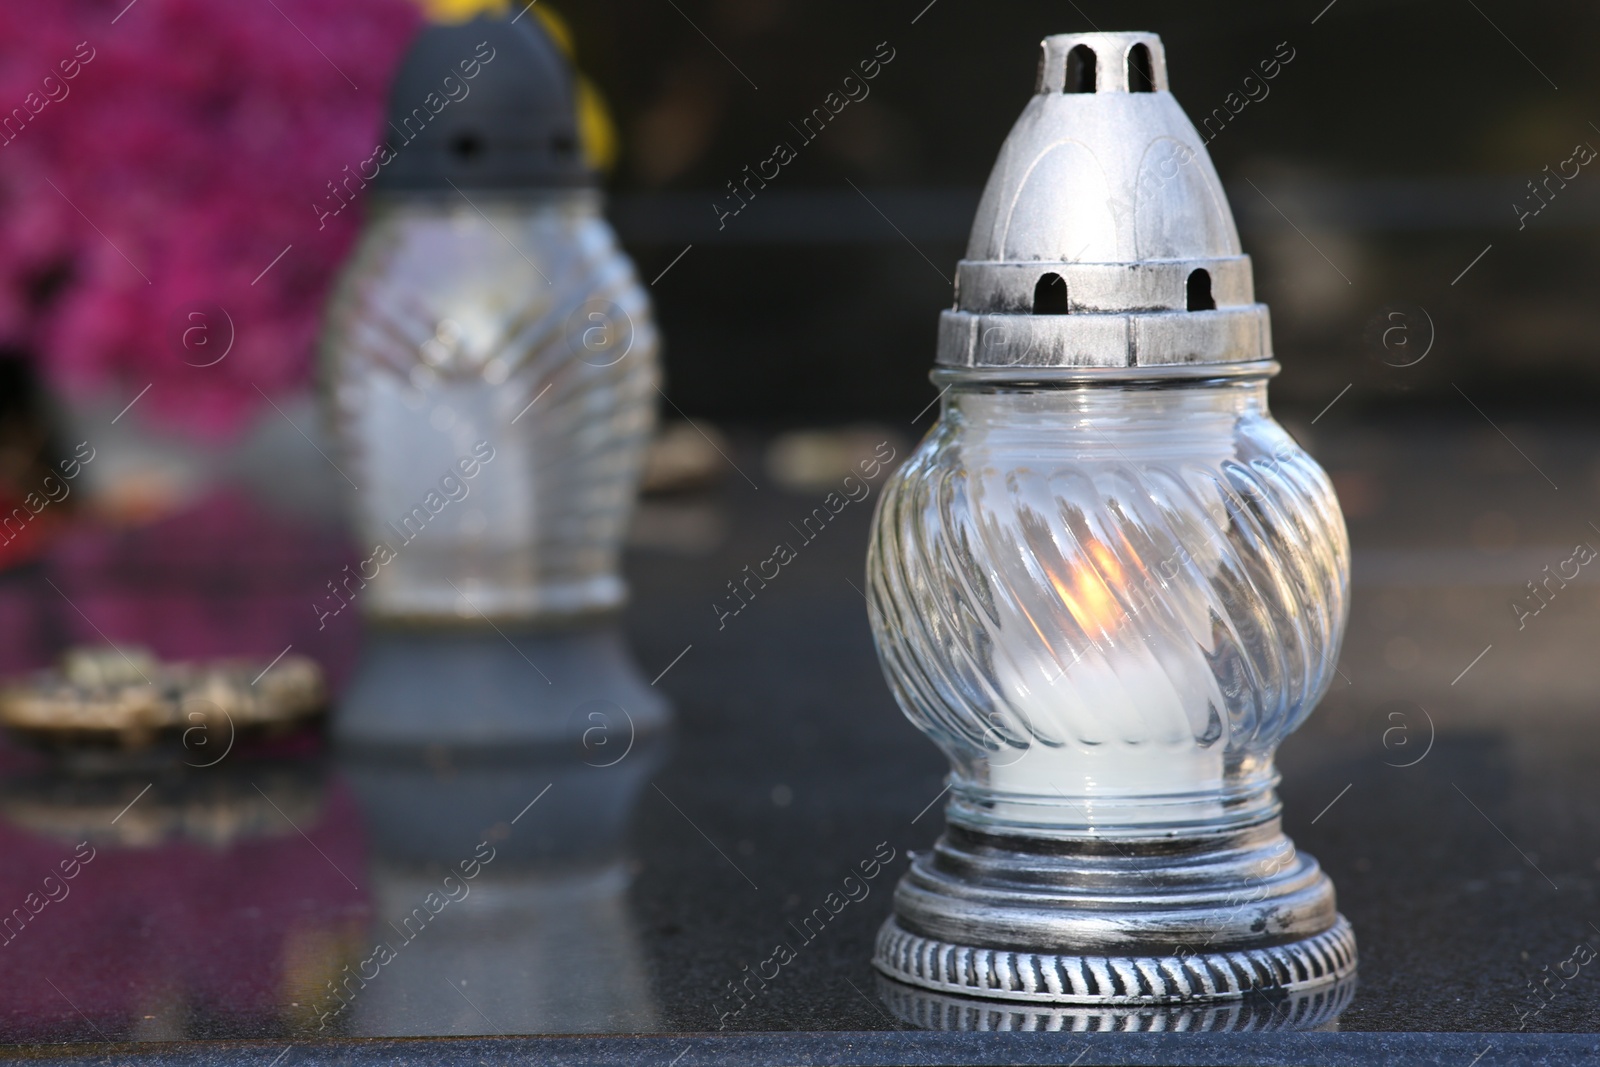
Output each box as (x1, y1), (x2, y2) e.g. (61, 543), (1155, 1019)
(320, 13), (665, 750)
(867, 32), (1355, 1004)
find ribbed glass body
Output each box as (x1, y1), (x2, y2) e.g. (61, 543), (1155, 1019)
(867, 376), (1348, 835)
(321, 191), (658, 622)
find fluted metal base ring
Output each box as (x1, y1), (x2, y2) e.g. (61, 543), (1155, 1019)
(876, 971), (1358, 1031)
(874, 914), (1357, 1005)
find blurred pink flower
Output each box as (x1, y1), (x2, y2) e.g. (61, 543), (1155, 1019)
(0, 0), (421, 438)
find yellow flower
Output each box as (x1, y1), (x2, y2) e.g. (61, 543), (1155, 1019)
(416, 0), (510, 22)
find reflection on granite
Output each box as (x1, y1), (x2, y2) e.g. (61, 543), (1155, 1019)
(0, 754), (365, 1043)
(329, 612), (670, 1035)
(0, 711), (670, 1043)
(336, 736), (665, 1036)
(334, 622), (669, 753)
(0, 755), (327, 849)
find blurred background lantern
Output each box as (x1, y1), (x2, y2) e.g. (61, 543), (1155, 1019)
(318, 9), (667, 749)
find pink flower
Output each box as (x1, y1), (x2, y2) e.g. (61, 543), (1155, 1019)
(0, 0), (421, 439)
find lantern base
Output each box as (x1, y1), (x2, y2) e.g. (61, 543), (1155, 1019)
(875, 915), (1355, 1005)
(874, 821), (1356, 1004)
(333, 620), (669, 753)
(876, 971), (1358, 1030)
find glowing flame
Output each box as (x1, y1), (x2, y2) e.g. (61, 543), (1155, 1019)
(1049, 538), (1129, 638)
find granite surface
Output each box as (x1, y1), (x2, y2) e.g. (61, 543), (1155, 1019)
(1, 416), (1597, 1064)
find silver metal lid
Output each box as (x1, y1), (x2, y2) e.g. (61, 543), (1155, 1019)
(938, 32), (1271, 373)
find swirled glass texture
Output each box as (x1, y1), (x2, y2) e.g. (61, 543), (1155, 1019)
(867, 376), (1348, 834)
(321, 191), (658, 622)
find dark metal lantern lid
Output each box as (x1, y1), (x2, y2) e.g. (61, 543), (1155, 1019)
(372, 15), (592, 192)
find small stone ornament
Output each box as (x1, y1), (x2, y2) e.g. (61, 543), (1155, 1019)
(866, 32), (1354, 1004)
(0, 646), (324, 751)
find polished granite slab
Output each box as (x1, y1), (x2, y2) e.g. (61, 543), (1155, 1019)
(1, 416), (1598, 1065)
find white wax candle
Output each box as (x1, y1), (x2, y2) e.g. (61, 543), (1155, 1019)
(978, 544), (1229, 828)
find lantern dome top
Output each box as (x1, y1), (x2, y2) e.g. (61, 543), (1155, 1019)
(373, 15), (592, 193)
(939, 32), (1270, 373)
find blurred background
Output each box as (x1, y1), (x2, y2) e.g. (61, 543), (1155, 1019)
(590, 0), (1600, 423)
(5, 0), (1600, 429)
(596, 0), (1600, 426)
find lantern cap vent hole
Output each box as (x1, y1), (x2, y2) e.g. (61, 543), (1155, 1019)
(1065, 45), (1096, 93)
(1034, 273), (1070, 314)
(1127, 43), (1156, 92)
